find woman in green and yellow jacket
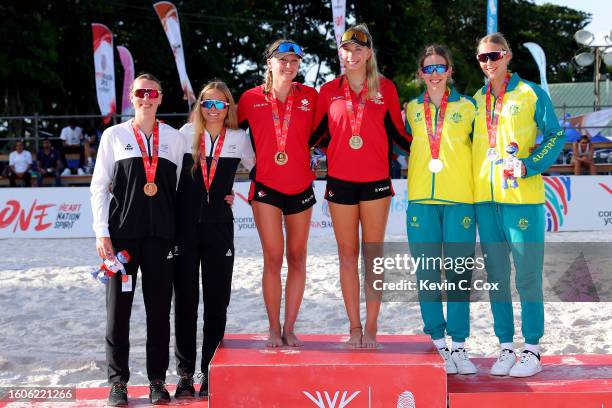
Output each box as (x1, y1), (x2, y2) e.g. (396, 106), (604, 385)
(405, 44), (478, 375)
(472, 32), (565, 378)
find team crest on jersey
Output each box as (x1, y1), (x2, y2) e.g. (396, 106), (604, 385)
(299, 98), (311, 111)
(461, 216), (473, 229)
(414, 112), (423, 123)
(372, 92), (385, 105)
(508, 104), (521, 116)
(451, 112), (464, 124)
(518, 217), (529, 231)
(410, 216), (420, 228)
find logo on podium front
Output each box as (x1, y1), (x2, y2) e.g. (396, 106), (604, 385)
(303, 390), (361, 408)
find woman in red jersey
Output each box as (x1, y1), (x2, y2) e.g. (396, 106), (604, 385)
(238, 39), (318, 348)
(311, 24), (411, 348)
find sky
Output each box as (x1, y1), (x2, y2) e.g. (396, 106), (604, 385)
(533, 0), (611, 35)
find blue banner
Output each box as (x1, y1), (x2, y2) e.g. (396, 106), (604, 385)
(487, 0), (498, 34)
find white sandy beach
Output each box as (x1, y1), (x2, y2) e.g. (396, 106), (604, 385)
(0, 231), (611, 388)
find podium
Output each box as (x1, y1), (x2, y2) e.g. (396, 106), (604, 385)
(209, 334), (447, 407)
(448, 354), (612, 407)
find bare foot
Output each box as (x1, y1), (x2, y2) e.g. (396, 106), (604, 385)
(266, 329), (283, 348)
(282, 330), (304, 347)
(362, 331), (379, 349)
(345, 326), (362, 348)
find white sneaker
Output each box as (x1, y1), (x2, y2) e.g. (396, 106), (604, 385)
(77, 168), (85, 175)
(451, 348), (478, 374)
(61, 168), (71, 176)
(509, 350), (542, 377)
(438, 348), (458, 375)
(490, 349), (516, 376)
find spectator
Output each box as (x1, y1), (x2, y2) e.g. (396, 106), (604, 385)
(9, 140), (33, 187)
(59, 119), (85, 174)
(572, 135), (595, 175)
(36, 138), (63, 186)
(83, 126), (100, 174)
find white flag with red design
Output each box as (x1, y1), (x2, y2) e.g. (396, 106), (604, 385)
(331, 0), (346, 72)
(116, 46), (135, 118)
(91, 23), (116, 123)
(153, 1), (196, 106)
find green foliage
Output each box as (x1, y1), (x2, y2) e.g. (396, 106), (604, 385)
(0, 0), (594, 122)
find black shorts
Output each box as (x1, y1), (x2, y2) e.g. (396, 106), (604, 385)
(248, 181), (316, 215)
(325, 176), (394, 205)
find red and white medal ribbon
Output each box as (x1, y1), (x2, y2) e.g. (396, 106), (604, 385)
(268, 87), (294, 165)
(423, 89), (449, 173)
(132, 120), (159, 196)
(485, 73), (511, 162)
(200, 128), (226, 203)
(343, 76), (368, 150)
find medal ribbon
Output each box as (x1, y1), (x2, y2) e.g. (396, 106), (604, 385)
(268, 87), (294, 154)
(132, 120), (159, 185)
(423, 89), (449, 160)
(342, 76), (368, 137)
(199, 128), (226, 197)
(485, 73), (511, 148)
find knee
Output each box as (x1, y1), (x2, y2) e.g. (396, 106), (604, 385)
(262, 248), (284, 271)
(515, 274), (542, 296)
(337, 245), (359, 269)
(286, 247), (306, 269)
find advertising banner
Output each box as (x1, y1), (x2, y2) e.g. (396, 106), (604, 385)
(91, 23), (116, 123)
(2, 177), (610, 238)
(116, 45), (135, 119)
(153, 1), (196, 106)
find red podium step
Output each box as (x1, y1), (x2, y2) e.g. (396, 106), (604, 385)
(448, 354), (612, 407)
(209, 334), (446, 407)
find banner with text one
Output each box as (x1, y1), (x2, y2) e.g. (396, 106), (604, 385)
(1, 177), (611, 238)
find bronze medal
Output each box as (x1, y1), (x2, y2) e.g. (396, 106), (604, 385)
(143, 182), (158, 196)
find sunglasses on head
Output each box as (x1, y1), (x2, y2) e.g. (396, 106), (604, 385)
(340, 29), (371, 47)
(476, 50), (508, 63)
(133, 89), (161, 99)
(271, 42), (304, 58)
(421, 64), (449, 75)
(201, 99), (229, 110)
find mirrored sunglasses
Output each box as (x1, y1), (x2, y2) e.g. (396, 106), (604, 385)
(201, 99), (229, 110)
(133, 89), (161, 99)
(476, 50), (507, 63)
(421, 64), (449, 74)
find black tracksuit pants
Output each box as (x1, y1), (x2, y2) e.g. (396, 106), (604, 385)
(173, 221), (235, 377)
(105, 237), (174, 383)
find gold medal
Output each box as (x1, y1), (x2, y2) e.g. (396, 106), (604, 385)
(143, 182), (158, 196)
(274, 151), (289, 165)
(349, 135), (363, 150)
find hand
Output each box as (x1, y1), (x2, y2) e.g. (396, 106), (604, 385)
(224, 192), (235, 207)
(96, 237), (115, 260)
